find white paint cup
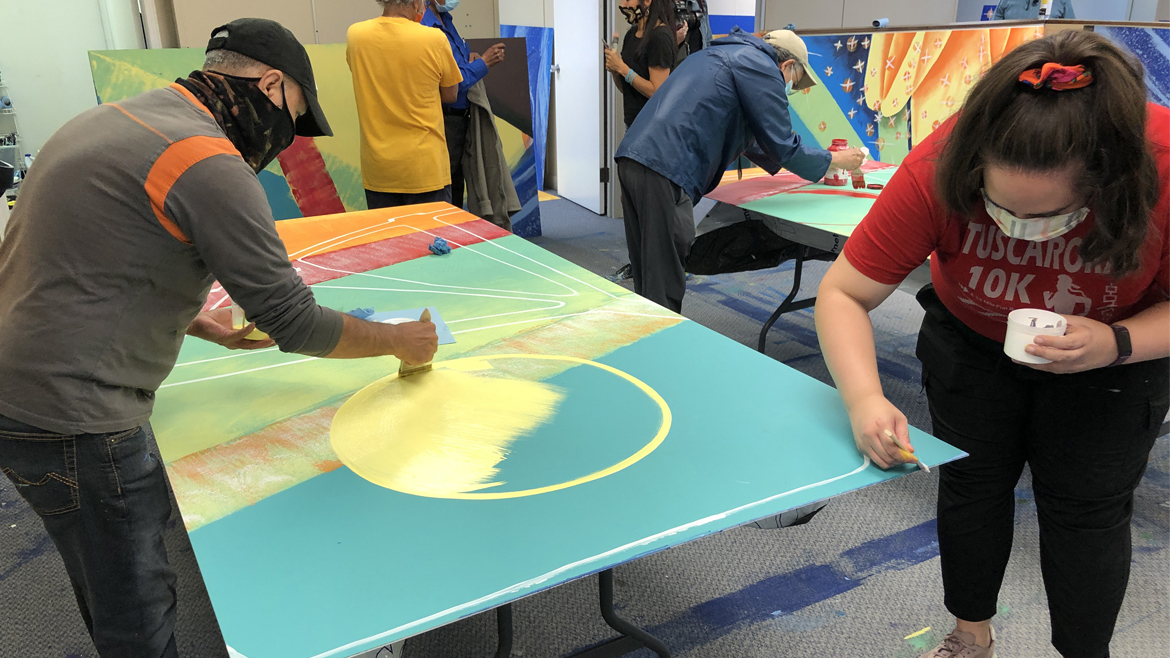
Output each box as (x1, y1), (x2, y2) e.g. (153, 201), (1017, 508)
(230, 300), (246, 330)
(1004, 309), (1066, 364)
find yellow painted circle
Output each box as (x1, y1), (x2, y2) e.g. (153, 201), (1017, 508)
(330, 355), (671, 499)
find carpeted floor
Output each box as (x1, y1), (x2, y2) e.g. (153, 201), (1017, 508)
(1, 198), (1166, 658)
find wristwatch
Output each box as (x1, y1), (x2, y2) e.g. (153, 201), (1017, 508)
(1109, 324), (1132, 366)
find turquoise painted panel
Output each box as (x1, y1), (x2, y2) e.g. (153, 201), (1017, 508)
(188, 317), (964, 658)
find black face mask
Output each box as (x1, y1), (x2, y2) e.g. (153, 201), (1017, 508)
(620, 5), (646, 24)
(176, 71), (297, 174)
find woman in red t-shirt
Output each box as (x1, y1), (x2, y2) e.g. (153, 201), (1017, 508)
(815, 30), (1168, 658)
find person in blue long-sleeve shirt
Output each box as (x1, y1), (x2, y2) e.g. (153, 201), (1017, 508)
(615, 28), (864, 312)
(423, 1), (506, 210)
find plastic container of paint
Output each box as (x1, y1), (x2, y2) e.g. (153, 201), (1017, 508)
(824, 139), (850, 186)
(230, 299), (269, 341)
(1003, 308), (1066, 364)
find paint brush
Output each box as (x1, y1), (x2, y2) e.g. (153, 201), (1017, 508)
(397, 308), (434, 378)
(884, 429), (929, 473)
(852, 147), (871, 189)
(852, 169), (866, 189)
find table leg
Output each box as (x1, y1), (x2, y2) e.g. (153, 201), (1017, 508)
(758, 248), (814, 354)
(566, 569), (672, 658)
(599, 570), (671, 657)
(493, 604), (513, 658)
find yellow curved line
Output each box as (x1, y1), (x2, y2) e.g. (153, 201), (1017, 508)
(342, 354), (671, 500)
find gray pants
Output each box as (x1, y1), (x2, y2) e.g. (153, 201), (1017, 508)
(617, 158), (694, 313)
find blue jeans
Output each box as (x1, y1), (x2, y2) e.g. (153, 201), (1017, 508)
(0, 414), (178, 657)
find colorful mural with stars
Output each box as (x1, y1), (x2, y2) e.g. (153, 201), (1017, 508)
(788, 26), (1045, 166)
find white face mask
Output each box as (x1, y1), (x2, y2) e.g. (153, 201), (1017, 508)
(982, 188), (1089, 242)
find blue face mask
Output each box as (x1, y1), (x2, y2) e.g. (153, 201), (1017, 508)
(782, 64), (797, 96)
(436, 0), (460, 11)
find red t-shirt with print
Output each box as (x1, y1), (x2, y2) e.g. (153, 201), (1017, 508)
(843, 102), (1170, 343)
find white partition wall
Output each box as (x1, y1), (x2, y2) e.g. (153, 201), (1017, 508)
(552, 0), (604, 214)
(708, 0), (759, 32)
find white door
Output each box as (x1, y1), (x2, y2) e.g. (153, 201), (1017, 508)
(553, 0), (604, 214)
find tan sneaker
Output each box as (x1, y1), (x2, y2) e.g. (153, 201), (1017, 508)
(918, 630), (996, 658)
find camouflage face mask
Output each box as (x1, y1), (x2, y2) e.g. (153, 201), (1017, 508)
(177, 70), (297, 174)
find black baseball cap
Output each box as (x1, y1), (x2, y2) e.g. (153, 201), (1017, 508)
(206, 18), (333, 137)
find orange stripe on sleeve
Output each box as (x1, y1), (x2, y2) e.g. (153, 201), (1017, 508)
(108, 103), (172, 144)
(170, 83), (214, 117)
(145, 136), (242, 244)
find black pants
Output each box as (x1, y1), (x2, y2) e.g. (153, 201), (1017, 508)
(444, 111), (469, 210)
(616, 157), (695, 313)
(365, 186), (452, 210)
(916, 286), (1169, 658)
(0, 414), (179, 657)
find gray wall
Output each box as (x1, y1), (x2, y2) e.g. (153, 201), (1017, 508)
(958, 0), (1164, 22)
(955, 0), (993, 22)
(1073, 0), (1136, 20)
(764, 0), (959, 31)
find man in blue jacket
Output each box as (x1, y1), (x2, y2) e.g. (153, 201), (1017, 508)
(616, 28), (864, 312)
(423, 0), (506, 210)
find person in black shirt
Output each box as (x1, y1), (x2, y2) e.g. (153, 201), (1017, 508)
(604, 0), (681, 128)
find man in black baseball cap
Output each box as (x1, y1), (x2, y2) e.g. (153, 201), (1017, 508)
(204, 17), (332, 138)
(0, 14), (437, 658)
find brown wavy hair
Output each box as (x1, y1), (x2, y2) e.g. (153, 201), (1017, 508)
(934, 30), (1159, 275)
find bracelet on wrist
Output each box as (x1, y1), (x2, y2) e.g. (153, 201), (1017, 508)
(624, 69), (637, 85)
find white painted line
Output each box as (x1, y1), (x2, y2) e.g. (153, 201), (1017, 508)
(308, 456), (873, 658)
(160, 358), (316, 388)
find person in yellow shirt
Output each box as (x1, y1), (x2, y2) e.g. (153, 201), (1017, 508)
(348, 0), (463, 208)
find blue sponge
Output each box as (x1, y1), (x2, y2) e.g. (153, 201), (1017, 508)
(429, 237), (452, 256)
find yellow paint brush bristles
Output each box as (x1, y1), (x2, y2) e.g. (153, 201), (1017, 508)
(884, 429), (929, 473)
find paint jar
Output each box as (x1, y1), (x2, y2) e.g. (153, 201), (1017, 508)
(230, 299), (270, 341)
(824, 139), (850, 186)
(1003, 309), (1065, 364)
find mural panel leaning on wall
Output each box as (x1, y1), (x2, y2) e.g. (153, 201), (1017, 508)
(90, 42), (546, 236)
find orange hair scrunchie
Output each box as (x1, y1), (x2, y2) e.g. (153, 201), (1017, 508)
(1018, 63), (1094, 90)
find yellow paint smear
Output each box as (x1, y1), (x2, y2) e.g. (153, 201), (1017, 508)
(330, 355), (672, 500)
(439, 359), (494, 373)
(905, 627), (932, 640)
(331, 368), (566, 497)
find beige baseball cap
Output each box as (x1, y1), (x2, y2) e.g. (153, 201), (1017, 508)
(763, 30), (817, 90)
